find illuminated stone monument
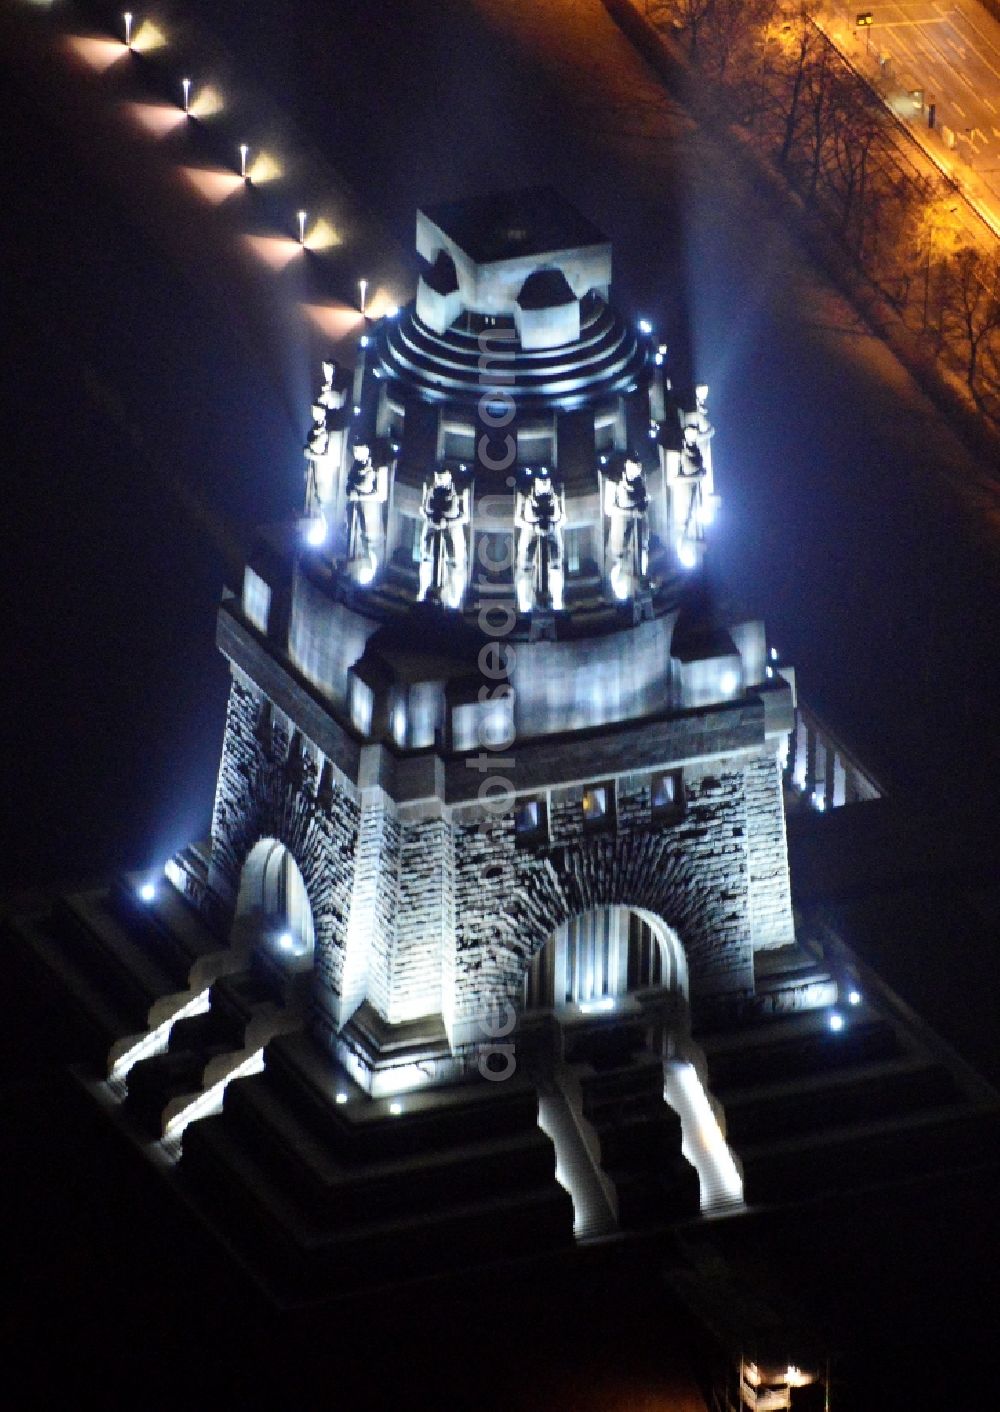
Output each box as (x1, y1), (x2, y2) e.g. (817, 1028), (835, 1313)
(179, 188), (794, 1254)
(30, 189), (970, 1300)
(212, 191), (795, 1066)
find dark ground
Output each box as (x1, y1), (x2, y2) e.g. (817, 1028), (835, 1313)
(2, 0), (999, 1407)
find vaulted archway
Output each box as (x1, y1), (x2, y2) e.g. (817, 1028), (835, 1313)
(522, 904), (687, 1011)
(235, 836), (316, 973)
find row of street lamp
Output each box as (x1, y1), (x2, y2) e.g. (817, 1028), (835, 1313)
(115, 9), (363, 271)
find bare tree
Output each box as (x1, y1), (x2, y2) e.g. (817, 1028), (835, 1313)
(940, 247), (1000, 403)
(865, 167), (935, 308)
(664, 0), (717, 62)
(775, 17), (822, 172)
(826, 85), (883, 245)
(702, 0), (780, 85)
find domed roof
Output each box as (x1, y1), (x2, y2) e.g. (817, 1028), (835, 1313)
(373, 291), (647, 413)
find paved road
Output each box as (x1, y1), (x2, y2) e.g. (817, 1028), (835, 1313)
(823, 0), (1000, 231)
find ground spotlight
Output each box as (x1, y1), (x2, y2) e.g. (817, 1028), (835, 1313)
(305, 515), (328, 548)
(828, 1011), (844, 1033)
(139, 880), (156, 903)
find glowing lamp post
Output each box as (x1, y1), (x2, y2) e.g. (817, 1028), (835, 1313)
(358, 278), (368, 316)
(297, 209), (307, 245)
(239, 143), (249, 181)
(123, 10), (133, 47)
(181, 77), (191, 113)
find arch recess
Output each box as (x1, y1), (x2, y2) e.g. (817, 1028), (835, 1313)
(235, 836), (316, 973)
(522, 904), (688, 1011)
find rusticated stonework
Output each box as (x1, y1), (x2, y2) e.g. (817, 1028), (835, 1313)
(208, 673), (360, 1000)
(207, 651), (793, 1043)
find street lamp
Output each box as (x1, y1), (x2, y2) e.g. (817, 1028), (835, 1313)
(239, 143), (249, 180)
(123, 10), (133, 47)
(181, 77), (191, 113)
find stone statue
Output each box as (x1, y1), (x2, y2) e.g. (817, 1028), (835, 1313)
(515, 467), (565, 613)
(694, 383), (714, 448)
(303, 360), (346, 521)
(678, 425), (707, 537)
(316, 360), (339, 411)
(604, 451), (649, 601)
(417, 464), (470, 609)
(303, 405), (331, 517)
(344, 442), (389, 587)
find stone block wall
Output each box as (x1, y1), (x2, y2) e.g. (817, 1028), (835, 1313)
(208, 664), (794, 1049)
(208, 672), (360, 1006)
(394, 811), (454, 1024)
(446, 749), (792, 1044)
(344, 788), (400, 1022)
(744, 751), (795, 950)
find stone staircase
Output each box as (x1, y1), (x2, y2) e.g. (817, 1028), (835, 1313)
(11, 874), (577, 1296)
(18, 875), (993, 1300)
(180, 1033), (575, 1297)
(16, 876), (306, 1145)
(556, 1018), (701, 1229)
(17, 876), (240, 1078)
(697, 946), (1000, 1208)
(124, 969), (302, 1144)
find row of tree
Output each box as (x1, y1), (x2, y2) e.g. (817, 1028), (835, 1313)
(649, 0), (1000, 422)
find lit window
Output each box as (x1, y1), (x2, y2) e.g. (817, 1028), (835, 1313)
(514, 796), (547, 844)
(581, 783), (613, 830)
(651, 769), (684, 821)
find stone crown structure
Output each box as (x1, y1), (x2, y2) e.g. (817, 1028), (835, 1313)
(223, 187), (796, 1071)
(16, 187), (998, 1334)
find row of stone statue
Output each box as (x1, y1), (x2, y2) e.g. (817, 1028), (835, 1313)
(318, 445), (684, 614)
(302, 366), (711, 614)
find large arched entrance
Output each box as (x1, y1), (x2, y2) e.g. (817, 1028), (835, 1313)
(522, 904), (687, 1012)
(235, 837), (315, 974)
(522, 903), (742, 1219)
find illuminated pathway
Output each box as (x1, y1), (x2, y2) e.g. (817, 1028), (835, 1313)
(1, 1), (412, 390)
